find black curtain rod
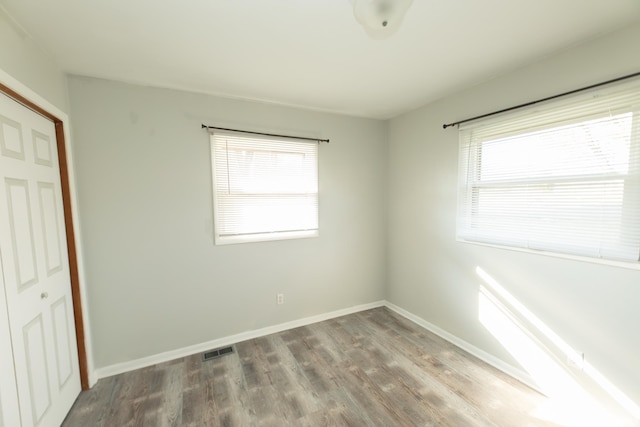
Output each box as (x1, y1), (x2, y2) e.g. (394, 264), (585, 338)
(442, 71), (640, 129)
(202, 124), (329, 143)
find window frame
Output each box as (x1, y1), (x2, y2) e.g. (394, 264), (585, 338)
(456, 80), (640, 265)
(210, 130), (319, 245)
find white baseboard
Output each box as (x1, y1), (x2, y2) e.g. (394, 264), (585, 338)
(92, 299), (640, 424)
(383, 301), (542, 394)
(94, 300), (386, 379)
(94, 299), (537, 393)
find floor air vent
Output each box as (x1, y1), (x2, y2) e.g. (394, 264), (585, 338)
(202, 346), (234, 361)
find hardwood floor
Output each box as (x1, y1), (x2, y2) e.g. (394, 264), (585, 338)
(62, 307), (560, 426)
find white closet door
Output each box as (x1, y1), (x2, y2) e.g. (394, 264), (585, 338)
(0, 91), (81, 426)
(0, 259), (20, 427)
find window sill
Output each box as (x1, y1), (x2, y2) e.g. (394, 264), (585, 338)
(456, 238), (640, 271)
(215, 229), (319, 245)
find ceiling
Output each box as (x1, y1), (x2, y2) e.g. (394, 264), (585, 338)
(1, 0), (640, 119)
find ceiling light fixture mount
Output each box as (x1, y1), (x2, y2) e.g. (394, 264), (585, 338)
(351, 0), (414, 39)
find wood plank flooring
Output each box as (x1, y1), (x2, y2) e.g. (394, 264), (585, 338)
(62, 307), (561, 426)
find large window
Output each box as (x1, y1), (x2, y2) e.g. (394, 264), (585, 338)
(457, 79), (640, 262)
(210, 131), (318, 245)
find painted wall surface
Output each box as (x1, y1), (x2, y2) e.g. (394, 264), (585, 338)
(388, 23), (640, 418)
(68, 77), (388, 368)
(0, 4), (94, 383)
(0, 7), (68, 112)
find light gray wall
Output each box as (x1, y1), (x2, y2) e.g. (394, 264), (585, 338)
(68, 77), (388, 368)
(388, 22), (640, 415)
(0, 7), (68, 112)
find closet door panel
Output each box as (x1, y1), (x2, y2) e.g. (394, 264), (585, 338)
(0, 90), (81, 427)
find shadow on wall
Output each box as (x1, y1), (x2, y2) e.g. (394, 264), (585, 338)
(476, 266), (640, 427)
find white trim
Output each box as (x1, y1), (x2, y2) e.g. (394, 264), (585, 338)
(210, 132), (319, 246)
(216, 229), (318, 246)
(95, 298), (540, 395)
(0, 68), (96, 386)
(458, 239), (640, 271)
(383, 301), (543, 395)
(95, 299), (539, 391)
(95, 300), (385, 379)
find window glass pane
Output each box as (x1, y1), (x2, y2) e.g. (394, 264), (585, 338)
(211, 132), (319, 244)
(457, 79), (640, 263)
(480, 113), (633, 181)
(226, 149), (314, 194)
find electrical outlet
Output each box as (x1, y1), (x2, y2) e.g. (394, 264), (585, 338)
(277, 293), (284, 305)
(567, 351), (585, 370)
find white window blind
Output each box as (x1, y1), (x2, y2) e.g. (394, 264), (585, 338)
(457, 79), (640, 262)
(210, 131), (319, 245)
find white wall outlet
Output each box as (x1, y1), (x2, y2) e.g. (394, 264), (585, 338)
(567, 351), (585, 370)
(277, 293), (284, 305)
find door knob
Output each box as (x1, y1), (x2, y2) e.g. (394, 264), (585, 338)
(40, 292), (48, 299)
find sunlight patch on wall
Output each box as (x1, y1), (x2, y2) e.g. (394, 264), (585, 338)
(476, 266), (639, 426)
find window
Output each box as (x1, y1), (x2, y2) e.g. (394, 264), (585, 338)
(210, 130), (319, 244)
(457, 79), (640, 262)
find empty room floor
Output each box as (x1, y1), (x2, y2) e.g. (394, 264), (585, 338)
(62, 307), (561, 426)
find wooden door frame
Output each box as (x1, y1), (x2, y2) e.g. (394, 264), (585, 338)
(0, 82), (89, 390)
